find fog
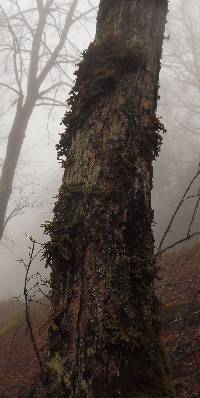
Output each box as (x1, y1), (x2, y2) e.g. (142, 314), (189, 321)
(0, 0), (200, 299)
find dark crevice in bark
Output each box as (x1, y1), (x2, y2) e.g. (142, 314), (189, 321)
(73, 253), (85, 397)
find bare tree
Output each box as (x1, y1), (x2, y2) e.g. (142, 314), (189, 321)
(153, 0), (200, 246)
(163, 0), (200, 143)
(0, 0), (97, 241)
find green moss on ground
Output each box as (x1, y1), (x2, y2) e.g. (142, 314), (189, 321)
(0, 313), (24, 336)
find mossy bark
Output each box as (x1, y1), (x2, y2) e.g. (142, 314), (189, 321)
(45, 1), (175, 397)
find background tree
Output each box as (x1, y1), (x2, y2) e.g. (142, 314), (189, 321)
(45, 1), (175, 397)
(153, 0), (200, 246)
(0, 0), (96, 241)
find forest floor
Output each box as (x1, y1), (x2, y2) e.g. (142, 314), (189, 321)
(159, 244), (200, 398)
(0, 244), (200, 397)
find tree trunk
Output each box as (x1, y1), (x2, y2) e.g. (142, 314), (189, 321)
(45, 1), (175, 397)
(0, 98), (35, 240)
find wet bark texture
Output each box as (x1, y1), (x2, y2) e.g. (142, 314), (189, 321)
(45, 1), (175, 397)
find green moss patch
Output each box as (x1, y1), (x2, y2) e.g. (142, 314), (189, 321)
(0, 313), (24, 336)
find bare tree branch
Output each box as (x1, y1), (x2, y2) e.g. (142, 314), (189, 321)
(157, 166), (200, 255)
(39, 81), (71, 97)
(157, 231), (200, 257)
(0, 82), (19, 95)
(27, 0), (54, 95)
(22, 240), (44, 373)
(0, 4), (23, 98)
(37, 0), (78, 86)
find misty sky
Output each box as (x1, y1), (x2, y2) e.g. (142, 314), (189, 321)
(0, 0), (200, 299)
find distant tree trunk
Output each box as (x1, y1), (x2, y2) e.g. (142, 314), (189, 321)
(0, 98), (35, 240)
(45, 1), (175, 397)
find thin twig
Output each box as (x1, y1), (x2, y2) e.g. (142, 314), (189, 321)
(157, 167), (200, 255)
(23, 241), (44, 373)
(156, 231), (200, 257)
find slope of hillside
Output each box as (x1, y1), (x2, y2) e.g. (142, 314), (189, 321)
(159, 244), (200, 398)
(0, 244), (200, 397)
(0, 301), (48, 398)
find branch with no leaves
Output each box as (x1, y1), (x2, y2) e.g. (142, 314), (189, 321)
(18, 237), (49, 374)
(156, 164), (200, 257)
(23, 240), (44, 372)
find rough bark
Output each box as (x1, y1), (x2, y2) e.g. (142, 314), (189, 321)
(45, 1), (175, 397)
